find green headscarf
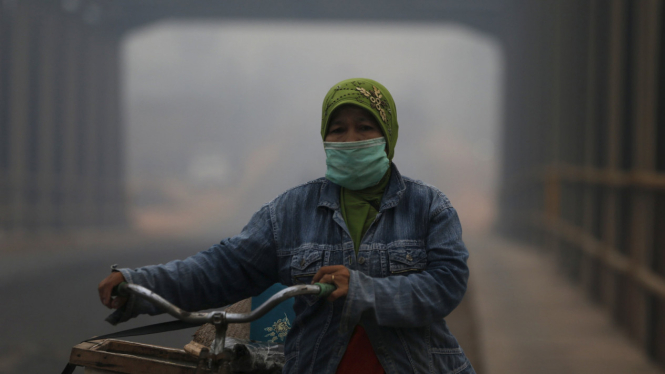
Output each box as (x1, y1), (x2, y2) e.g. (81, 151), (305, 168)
(321, 78), (399, 160)
(321, 78), (399, 253)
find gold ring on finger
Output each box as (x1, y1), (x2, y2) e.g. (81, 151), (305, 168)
(332, 275), (335, 282)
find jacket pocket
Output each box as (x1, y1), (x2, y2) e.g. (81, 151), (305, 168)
(291, 249), (323, 284)
(432, 347), (473, 374)
(388, 248), (427, 274)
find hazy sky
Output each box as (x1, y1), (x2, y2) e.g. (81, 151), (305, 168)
(122, 21), (502, 235)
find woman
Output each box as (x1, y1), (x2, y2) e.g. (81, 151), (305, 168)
(98, 78), (474, 374)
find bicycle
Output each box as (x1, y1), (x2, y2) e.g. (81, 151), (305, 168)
(65, 282), (336, 374)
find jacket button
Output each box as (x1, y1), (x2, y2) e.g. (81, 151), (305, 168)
(406, 254), (413, 261)
(300, 259), (305, 267)
(358, 257), (366, 265)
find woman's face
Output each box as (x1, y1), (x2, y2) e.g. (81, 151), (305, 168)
(325, 105), (383, 142)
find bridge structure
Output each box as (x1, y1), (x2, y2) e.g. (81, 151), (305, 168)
(1, 0), (664, 370)
(0, 0), (499, 234)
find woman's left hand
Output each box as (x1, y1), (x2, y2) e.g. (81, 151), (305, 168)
(312, 265), (350, 302)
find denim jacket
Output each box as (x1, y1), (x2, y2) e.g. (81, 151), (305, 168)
(109, 164), (474, 374)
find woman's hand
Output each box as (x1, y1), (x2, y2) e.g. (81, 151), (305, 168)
(312, 265), (350, 302)
(98, 271), (127, 309)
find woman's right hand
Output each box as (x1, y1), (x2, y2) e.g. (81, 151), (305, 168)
(98, 271), (127, 309)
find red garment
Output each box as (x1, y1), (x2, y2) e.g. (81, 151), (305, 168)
(335, 325), (385, 374)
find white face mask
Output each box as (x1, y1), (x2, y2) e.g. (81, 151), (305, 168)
(323, 137), (390, 190)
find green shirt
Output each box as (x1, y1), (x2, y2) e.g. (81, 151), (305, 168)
(340, 168), (392, 254)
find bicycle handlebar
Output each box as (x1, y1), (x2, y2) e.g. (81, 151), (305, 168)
(114, 282), (336, 325)
(111, 282), (337, 359)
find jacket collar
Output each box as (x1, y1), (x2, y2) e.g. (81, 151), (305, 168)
(317, 163), (406, 212)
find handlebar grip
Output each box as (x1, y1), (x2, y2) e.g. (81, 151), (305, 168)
(315, 282), (337, 298)
(111, 282), (129, 297)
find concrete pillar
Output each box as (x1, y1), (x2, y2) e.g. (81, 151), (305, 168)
(97, 39), (110, 227)
(627, 0), (661, 348)
(601, 0), (626, 314)
(0, 4), (13, 233)
(61, 17), (83, 230)
(51, 13), (68, 229)
(35, 11), (61, 231)
(581, 0), (599, 296)
(82, 32), (101, 228)
(544, 0), (564, 262)
(99, 37), (124, 227)
(110, 38), (126, 228)
(7, 2), (34, 235)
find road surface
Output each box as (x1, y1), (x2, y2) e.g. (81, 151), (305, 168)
(0, 237), (222, 373)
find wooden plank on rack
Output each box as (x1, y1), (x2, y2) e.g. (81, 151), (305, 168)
(68, 339), (201, 374)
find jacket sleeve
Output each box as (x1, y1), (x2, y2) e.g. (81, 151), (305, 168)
(339, 198), (469, 331)
(106, 205), (279, 325)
